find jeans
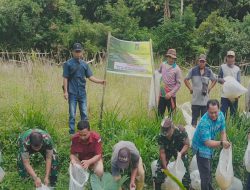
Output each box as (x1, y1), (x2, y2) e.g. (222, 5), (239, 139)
(221, 97), (238, 118)
(68, 93), (88, 134)
(197, 153), (214, 190)
(191, 105), (207, 126)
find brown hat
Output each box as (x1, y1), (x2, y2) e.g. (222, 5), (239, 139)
(117, 147), (131, 169)
(166, 49), (177, 59)
(199, 54), (206, 61)
(161, 118), (174, 136)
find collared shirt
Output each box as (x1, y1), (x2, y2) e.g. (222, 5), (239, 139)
(159, 62), (182, 97)
(111, 141), (140, 176)
(185, 66), (216, 106)
(63, 58), (93, 96)
(192, 112), (226, 159)
(18, 129), (54, 159)
(157, 126), (189, 160)
(70, 132), (102, 161)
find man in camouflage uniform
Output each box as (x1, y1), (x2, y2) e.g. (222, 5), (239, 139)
(17, 129), (58, 188)
(154, 118), (191, 190)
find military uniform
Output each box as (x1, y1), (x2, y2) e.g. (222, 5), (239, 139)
(154, 126), (191, 189)
(17, 129), (58, 186)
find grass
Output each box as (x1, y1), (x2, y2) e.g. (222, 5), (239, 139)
(0, 60), (249, 190)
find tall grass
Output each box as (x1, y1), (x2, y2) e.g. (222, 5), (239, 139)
(0, 61), (249, 189)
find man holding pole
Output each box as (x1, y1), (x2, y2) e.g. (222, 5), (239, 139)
(63, 43), (106, 134)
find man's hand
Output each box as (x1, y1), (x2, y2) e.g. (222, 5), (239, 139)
(189, 89), (193, 94)
(81, 160), (91, 169)
(64, 92), (68, 101)
(100, 80), (106, 85)
(218, 78), (225, 84)
(44, 176), (50, 186)
(34, 177), (42, 188)
(222, 141), (231, 149)
(165, 93), (171, 99)
(130, 181), (136, 190)
(177, 152), (182, 158)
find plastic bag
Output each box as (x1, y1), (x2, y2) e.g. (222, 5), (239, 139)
(151, 160), (158, 177)
(0, 167), (5, 183)
(163, 154), (186, 190)
(179, 102), (192, 125)
(190, 170), (201, 190)
(244, 140), (250, 172)
(223, 76), (248, 99)
(215, 147), (234, 190)
(185, 125), (195, 146)
(189, 155), (198, 173)
(36, 184), (52, 190)
(69, 163), (89, 190)
(226, 177), (243, 190)
(148, 70), (162, 109)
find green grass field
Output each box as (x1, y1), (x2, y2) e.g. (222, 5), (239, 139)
(0, 61), (249, 190)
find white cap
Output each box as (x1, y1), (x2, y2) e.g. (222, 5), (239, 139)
(227, 50), (235, 57)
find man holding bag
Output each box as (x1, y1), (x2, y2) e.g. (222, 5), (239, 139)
(192, 99), (231, 190)
(154, 118), (190, 190)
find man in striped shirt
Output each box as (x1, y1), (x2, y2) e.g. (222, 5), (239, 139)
(158, 49), (182, 118)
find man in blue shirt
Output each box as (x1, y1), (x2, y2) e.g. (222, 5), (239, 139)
(192, 99), (230, 190)
(63, 43), (106, 134)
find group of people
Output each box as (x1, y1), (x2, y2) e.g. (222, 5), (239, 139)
(16, 43), (250, 190)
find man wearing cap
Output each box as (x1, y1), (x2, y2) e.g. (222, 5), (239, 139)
(192, 99), (230, 190)
(158, 48), (182, 118)
(184, 54), (217, 127)
(111, 141), (144, 190)
(70, 120), (103, 177)
(17, 129), (58, 188)
(218, 50), (241, 117)
(154, 118), (190, 189)
(63, 43), (106, 134)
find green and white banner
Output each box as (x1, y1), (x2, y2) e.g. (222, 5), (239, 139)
(107, 34), (154, 77)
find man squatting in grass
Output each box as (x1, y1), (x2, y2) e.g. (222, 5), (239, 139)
(153, 118), (191, 190)
(17, 129), (58, 188)
(184, 54), (217, 127)
(70, 120), (104, 177)
(217, 50), (241, 118)
(63, 43), (105, 135)
(158, 48), (182, 118)
(111, 141), (145, 190)
(192, 99), (230, 190)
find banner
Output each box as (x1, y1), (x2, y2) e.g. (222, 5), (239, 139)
(107, 34), (153, 77)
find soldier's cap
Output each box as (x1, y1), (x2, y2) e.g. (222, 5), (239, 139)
(161, 118), (174, 135)
(73, 43), (83, 51)
(117, 147), (131, 169)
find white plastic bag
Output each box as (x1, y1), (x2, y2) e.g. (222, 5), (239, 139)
(244, 140), (250, 172)
(69, 163), (89, 190)
(36, 184), (51, 190)
(163, 154), (186, 190)
(185, 125), (195, 145)
(0, 167), (5, 182)
(190, 170), (201, 190)
(151, 160), (158, 177)
(148, 70), (162, 109)
(179, 102), (192, 125)
(226, 177), (243, 190)
(189, 155), (198, 173)
(215, 147), (234, 190)
(223, 76), (248, 99)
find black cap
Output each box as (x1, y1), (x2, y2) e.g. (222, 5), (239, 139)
(73, 43), (82, 51)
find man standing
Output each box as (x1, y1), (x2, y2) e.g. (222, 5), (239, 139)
(17, 129), (58, 188)
(70, 120), (103, 177)
(184, 54), (217, 127)
(158, 49), (182, 118)
(111, 141), (145, 190)
(218, 50), (241, 117)
(63, 43), (106, 134)
(154, 118), (190, 190)
(192, 99), (230, 190)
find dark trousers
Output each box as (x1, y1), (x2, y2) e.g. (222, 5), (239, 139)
(247, 173), (250, 190)
(191, 105), (207, 126)
(221, 97), (238, 118)
(197, 154), (214, 190)
(158, 97), (176, 118)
